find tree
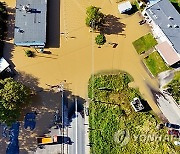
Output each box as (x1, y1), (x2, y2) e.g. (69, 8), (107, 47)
(0, 2), (8, 57)
(0, 78), (31, 124)
(95, 34), (106, 45)
(85, 6), (104, 30)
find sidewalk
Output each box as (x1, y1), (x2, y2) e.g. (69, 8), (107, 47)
(84, 100), (90, 154)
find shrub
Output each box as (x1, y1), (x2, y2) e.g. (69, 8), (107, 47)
(95, 34), (106, 45)
(25, 50), (34, 57)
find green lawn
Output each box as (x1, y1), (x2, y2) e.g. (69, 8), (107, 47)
(88, 71), (179, 154)
(165, 71), (180, 105)
(143, 51), (170, 76)
(133, 33), (157, 54)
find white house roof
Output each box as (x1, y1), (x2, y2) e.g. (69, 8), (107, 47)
(145, 0), (180, 54)
(118, 1), (132, 13)
(0, 57), (10, 73)
(156, 41), (180, 65)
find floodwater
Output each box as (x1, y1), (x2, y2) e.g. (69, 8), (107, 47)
(4, 0), (161, 112)
(2, 0), (163, 152)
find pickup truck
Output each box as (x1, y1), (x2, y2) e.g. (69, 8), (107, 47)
(37, 135), (59, 145)
(37, 135), (72, 145)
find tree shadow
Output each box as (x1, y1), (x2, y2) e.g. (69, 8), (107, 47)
(100, 14), (126, 35)
(46, 0), (60, 48)
(146, 83), (168, 123)
(3, 7), (16, 74)
(0, 71), (86, 153)
(5, 7), (15, 41)
(171, 2), (180, 14)
(67, 93), (86, 122)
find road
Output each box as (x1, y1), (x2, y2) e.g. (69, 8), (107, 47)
(68, 112), (85, 154)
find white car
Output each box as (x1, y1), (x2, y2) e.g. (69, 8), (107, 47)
(174, 141), (180, 146)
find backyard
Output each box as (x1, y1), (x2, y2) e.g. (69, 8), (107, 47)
(133, 33), (157, 54)
(88, 71), (179, 154)
(144, 51), (170, 76)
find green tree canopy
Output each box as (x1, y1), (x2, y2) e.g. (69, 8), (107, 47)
(0, 78), (31, 125)
(85, 6), (104, 30)
(95, 34), (106, 45)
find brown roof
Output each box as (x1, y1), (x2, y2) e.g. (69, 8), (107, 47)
(156, 41), (180, 65)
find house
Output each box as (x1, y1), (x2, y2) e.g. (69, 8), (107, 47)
(142, 0), (180, 66)
(14, 0), (47, 48)
(118, 1), (132, 14)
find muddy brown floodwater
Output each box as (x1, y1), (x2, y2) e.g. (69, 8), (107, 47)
(4, 0), (162, 117)
(1, 0), (163, 152)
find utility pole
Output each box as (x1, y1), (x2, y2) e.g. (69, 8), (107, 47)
(46, 80), (66, 154)
(75, 97), (78, 154)
(57, 81), (65, 154)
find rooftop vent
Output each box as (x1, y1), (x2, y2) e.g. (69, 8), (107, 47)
(174, 24), (179, 28)
(153, 15), (158, 19)
(168, 16), (173, 20)
(167, 24), (172, 28)
(22, 5), (30, 12)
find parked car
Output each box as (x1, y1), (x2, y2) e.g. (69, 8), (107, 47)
(174, 141), (180, 146)
(24, 112), (36, 131)
(164, 123), (180, 130)
(167, 129), (179, 137)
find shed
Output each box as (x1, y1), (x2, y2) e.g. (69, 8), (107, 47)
(14, 0), (47, 48)
(0, 57), (10, 73)
(118, 1), (132, 14)
(130, 97), (144, 112)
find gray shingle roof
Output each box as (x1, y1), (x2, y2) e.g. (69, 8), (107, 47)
(14, 0), (47, 47)
(146, 0), (180, 54)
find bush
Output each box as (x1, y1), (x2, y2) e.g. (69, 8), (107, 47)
(95, 34), (106, 45)
(25, 50), (34, 57)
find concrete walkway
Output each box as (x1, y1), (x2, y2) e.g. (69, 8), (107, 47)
(155, 93), (180, 125)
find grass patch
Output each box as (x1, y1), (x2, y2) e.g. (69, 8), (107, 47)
(88, 71), (179, 154)
(144, 51), (170, 76)
(133, 33), (157, 54)
(165, 71), (180, 105)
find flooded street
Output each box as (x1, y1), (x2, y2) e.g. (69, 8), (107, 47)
(4, 0), (161, 113)
(1, 0), (164, 152)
